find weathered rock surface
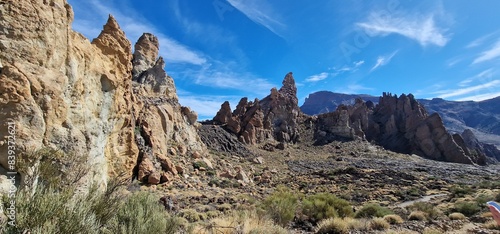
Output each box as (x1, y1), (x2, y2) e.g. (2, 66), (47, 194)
(461, 129), (500, 162)
(211, 72), (301, 144)
(0, 0), (206, 187)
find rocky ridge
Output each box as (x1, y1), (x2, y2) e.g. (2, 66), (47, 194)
(0, 0), (207, 187)
(211, 72), (302, 144)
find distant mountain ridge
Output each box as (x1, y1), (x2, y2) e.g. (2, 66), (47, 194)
(301, 91), (500, 148)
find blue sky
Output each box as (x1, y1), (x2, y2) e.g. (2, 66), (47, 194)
(68, 0), (500, 119)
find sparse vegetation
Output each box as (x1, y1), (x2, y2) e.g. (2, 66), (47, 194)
(484, 220), (500, 230)
(204, 210), (287, 234)
(354, 203), (393, 218)
(449, 184), (473, 198)
(408, 201), (441, 220)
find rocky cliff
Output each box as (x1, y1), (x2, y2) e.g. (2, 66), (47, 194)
(211, 72), (302, 144)
(0, 0), (206, 187)
(314, 93), (486, 164)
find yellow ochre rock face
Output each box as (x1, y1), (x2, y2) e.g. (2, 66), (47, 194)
(0, 0), (206, 187)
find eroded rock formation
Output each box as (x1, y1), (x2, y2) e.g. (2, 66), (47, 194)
(212, 72), (301, 144)
(315, 93), (485, 164)
(0, 0), (206, 186)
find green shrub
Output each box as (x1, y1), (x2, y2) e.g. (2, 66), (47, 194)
(370, 217), (390, 230)
(302, 193), (353, 223)
(2, 185), (99, 234)
(259, 185), (299, 227)
(354, 203), (393, 218)
(475, 194), (495, 208)
(453, 202), (481, 217)
(449, 184), (473, 198)
(106, 191), (174, 234)
(315, 217), (348, 234)
(408, 202), (441, 220)
(383, 214), (404, 224)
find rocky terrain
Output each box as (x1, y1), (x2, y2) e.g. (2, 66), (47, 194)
(1, 1), (500, 234)
(301, 91), (500, 149)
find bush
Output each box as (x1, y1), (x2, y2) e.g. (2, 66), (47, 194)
(475, 194), (495, 208)
(408, 211), (427, 221)
(315, 217), (348, 234)
(453, 202), (481, 217)
(449, 184), (473, 198)
(495, 192), (500, 202)
(370, 217), (390, 230)
(354, 203), (393, 218)
(383, 214), (404, 224)
(106, 191), (176, 234)
(302, 193), (353, 223)
(259, 185), (298, 227)
(408, 202), (441, 220)
(448, 212), (466, 220)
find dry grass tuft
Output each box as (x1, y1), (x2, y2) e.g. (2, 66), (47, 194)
(408, 211), (427, 221)
(315, 217), (348, 234)
(383, 214), (404, 224)
(370, 217), (390, 230)
(448, 212), (466, 220)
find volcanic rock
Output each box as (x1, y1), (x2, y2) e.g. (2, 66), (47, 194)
(210, 72), (302, 144)
(0, 0), (206, 188)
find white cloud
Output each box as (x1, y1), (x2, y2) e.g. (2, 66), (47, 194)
(437, 80), (500, 99)
(357, 12), (449, 47)
(307, 60), (365, 83)
(306, 72), (329, 82)
(70, 0), (206, 65)
(457, 92), (500, 102)
(458, 69), (494, 87)
(227, 0), (286, 38)
(472, 39), (500, 64)
(370, 51), (398, 72)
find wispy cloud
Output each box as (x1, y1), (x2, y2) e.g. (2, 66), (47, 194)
(458, 69), (494, 87)
(171, 61), (275, 96)
(457, 92), (500, 102)
(472, 39), (500, 64)
(357, 12), (449, 47)
(70, 0), (206, 65)
(306, 72), (329, 82)
(227, 0), (286, 38)
(437, 80), (500, 99)
(370, 51), (398, 72)
(306, 60), (364, 83)
(466, 31), (499, 49)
